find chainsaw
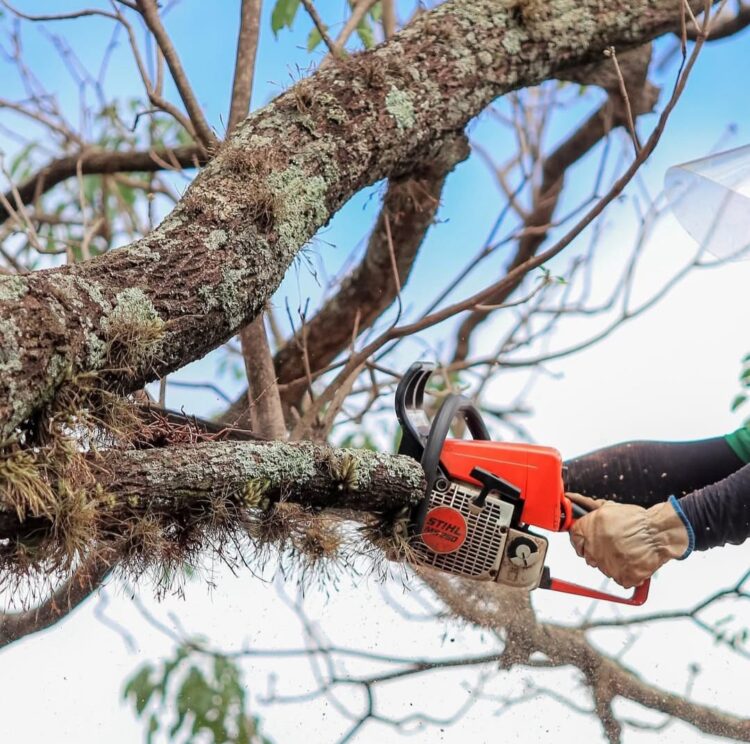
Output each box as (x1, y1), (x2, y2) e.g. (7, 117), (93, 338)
(395, 362), (649, 606)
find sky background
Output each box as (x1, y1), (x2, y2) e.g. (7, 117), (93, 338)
(0, 2), (749, 743)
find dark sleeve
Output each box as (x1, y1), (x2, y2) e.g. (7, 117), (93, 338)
(679, 463), (750, 550)
(564, 437), (745, 508)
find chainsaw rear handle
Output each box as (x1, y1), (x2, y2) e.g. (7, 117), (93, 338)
(549, 497), (651, 606)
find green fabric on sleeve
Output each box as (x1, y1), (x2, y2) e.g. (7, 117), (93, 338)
(725, 424), (750, 464)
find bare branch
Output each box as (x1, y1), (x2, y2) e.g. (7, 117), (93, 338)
(0, 145), (204, 224)
(227, 0), (262, 133)
(300, 0), (342, 59)
(134, 0), (217, 149)
(0, 552), (114, 649)
(239, 315), (287, 440)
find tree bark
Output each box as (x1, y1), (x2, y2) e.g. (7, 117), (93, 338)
(0, 442), (425, 544)
(0, 0), (704, 440)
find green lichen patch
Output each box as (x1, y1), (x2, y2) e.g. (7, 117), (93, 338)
(84, 332), (108, 370)
(128, 242), (162, 262)
(198, 265), (255, 329)
(342, 449), (424, 496)
(206, 229), (228, 251)
(0, 276), (27, 302)
(0, 318), (21, 375)
(101, 287), (165, 366)
(385, 87), (416, 130)
(267, 166), (329, 253)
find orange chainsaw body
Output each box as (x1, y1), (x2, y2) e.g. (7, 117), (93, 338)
(440, 439), (570, 532)
(395, 361), (649, 606)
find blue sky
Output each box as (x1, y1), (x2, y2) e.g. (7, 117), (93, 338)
(1, 3), (750, 744)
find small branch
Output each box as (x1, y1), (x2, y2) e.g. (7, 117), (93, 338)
(381, 0), (397, 38)
(606, 46), (641, 153)
(452, 47), (657, 364)
(0, 145), (204, 224)
(227, 0), (262, 133)
(240, 314), (288, 440)
(0, 553), (114, 650)
(300, 0), (342, 59)
(134, 0), (217, 149)
(321, 0), (379, 64)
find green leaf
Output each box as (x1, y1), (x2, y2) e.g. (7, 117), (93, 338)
(127, 643), (273, 744)
(307, 27), (324, 52)
(146, 715), (159, 744)
(731, 393), (747, 412)
(123, 665), (157, 716)
(271, 0), (301, 35)
(356, 17), (375, 48)
(369, 1), (382, 22)
(9, 142), (37, 180)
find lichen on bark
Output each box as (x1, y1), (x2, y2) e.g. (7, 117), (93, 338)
(0, 0), (698, 439)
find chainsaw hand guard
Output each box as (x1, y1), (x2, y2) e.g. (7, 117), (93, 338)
(395, 361), (650, 606)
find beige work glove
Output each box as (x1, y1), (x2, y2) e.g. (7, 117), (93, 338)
(568, 493), (690, 589)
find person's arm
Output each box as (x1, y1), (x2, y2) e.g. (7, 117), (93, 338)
(565, 434), (746, 507)
(679, 462), (750, 550)
(566, 426), (750, 587)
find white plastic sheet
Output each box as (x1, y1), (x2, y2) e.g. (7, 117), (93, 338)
(665, 143), (750, 260)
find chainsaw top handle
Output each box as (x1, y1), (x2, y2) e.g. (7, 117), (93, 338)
(396, 362), (491, 528)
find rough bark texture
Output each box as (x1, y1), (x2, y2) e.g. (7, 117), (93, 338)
(0, 0), (698, 440)
(223, 132), (470, 426)
(0, 442), (425, 543)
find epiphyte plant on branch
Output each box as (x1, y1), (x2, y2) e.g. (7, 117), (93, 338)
(0, 1), (749, 743)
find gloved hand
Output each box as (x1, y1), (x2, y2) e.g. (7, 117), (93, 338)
(568, 493), (690, 588)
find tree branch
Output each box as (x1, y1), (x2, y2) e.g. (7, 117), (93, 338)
(0, 441), (425, 545)
(227, 0), (262, 133)
(0, 0), (713, 440)
(134, 0), (217, 149)
(240, 315), (287, 439)
(453, 46), (657, 363)
(0, 145), (205, 225)
(0, 552), (114, 649)
(222, 133), (470, 426)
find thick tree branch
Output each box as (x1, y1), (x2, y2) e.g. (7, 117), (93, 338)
(0, 0), (711, 440)
(0, 442), (425, 544)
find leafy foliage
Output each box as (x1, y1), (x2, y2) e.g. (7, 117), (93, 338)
(270, 0), (301, 36)
(730, 353), (750, 420)
(272, 0), (383, 50)
(123, 643), (272, 744)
